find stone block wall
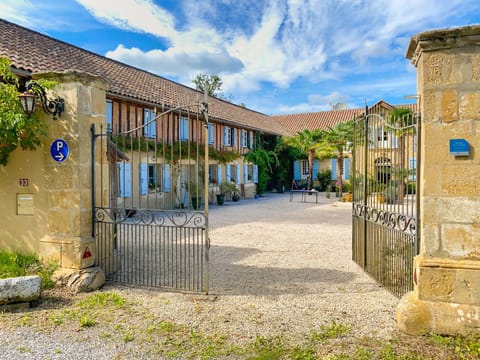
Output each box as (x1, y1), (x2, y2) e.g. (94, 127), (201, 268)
(398, 25), (480, 336)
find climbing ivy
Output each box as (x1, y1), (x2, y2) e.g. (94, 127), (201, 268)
(110, 136), (241, 164)
(0, 57), (50, 166)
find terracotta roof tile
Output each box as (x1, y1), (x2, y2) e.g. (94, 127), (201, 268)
(0, 19), (285, 135)
(271, 108), (363, 136)
(271, 101), (418, 136)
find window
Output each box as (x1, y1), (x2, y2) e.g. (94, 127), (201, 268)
(224, 126), (232, 146)
(209, 164), (217, 184)
(180, 117), (189, 141)
(208, 123), (214, 145)
(241, 129), (248, 148)
(301, 159), (309, 176)
(106, 100), (113, 133)
(143, 108), (156, 138)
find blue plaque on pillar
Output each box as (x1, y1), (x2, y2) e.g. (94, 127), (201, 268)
(449, 139), (469, 156)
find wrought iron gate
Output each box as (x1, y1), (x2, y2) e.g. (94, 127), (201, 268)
(352, 106), (420, 297)
(91, 103), (210, 293)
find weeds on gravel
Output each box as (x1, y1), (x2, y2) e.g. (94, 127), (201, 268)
(311, 320), (350, 342)
(431, 333), (480, 358)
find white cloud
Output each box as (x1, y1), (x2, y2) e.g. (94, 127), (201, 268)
(76, 0), (176, 40)
(5, 0), (478, 112)
(308, 92), (350, 107)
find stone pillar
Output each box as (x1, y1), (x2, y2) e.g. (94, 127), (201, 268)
(38, 72), (108, 270)
(397, 26), (480, 336)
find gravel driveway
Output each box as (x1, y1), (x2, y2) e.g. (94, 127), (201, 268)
(0, 192), (399, 359)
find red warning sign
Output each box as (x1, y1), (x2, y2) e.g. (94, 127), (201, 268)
(82, 246), (92, 259)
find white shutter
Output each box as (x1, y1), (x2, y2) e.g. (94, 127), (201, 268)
(253, 164), (259, 183)
(243, 164), (248, 183)
(233, 128), (237, 147)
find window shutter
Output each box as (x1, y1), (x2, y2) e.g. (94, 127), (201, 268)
(226, 164), (231, 182)
(118, 162), (131, 197)
(392, 134), (398, 148)
(180, 117), (189, 141)
(243, 164), (248, 183)
(249, 131), (254, 149)
(344, 158), (350, 180)
(217, 164), (223, 184)
(233, 128), (237, 147)
(140, 163), (148, 195)
(369, 126), (375, 148)
(331, 159), (337, 180)
(313, 159), (319, 180)
(163, 164), (170, 192)
(253, 164), (259, 183)
(293, 160), (301, 181)
(208, 123), (214, 145)
(224, 126), (229, 145)
(236, 164), (241, 184)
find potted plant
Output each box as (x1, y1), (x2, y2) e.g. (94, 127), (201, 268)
(218, 181), (238, 204)
(188, 181), (201, 210)
(148, 181), (157, 193)
(325, 185), (332, 198)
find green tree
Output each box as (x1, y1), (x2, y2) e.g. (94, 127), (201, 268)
(0, 57), (48, 166)
(321, 120), (354, 197)
(385, 107), (415, 205)
(283, 129), (326, 190)
(192, 73), (223, 97)
(244, 148), (278, 195)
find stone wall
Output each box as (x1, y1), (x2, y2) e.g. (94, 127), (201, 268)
(0, 72), (108, 270)
(398, 25), (480, 336)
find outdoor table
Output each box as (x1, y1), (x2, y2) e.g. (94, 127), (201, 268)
(289, 189), (319, 203)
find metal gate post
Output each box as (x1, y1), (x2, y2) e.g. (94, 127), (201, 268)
(91, 123), (96, 238)
(363, 106), (369, 270)
(202, 91), (210, 295)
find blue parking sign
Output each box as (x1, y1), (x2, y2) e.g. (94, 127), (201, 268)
(50, 139), (69, 162)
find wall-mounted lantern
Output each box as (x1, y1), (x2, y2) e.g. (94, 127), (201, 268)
(18, 81), (64, 120)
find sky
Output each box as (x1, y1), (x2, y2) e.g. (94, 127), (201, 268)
(1, 0), (480, 115)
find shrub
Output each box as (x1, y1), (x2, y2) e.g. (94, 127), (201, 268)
(0, 251), (58, 289)
(316, 170), (331, 191)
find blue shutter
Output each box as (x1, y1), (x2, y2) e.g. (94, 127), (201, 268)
(226, 164), (232, 182)
(140, 163), (148, 195)
(236, 164), (241, 184)
(118, 163), (131, 197)
(331, 159), (337, 180)
(180, 117), (189, 141)
(253, 164), (259, 183)
(249, 131), (254, 149)
(163, 164), (170, 192)
(293, 160), (301, 181)
(208, 123), (214, 144)
(392, 135), (398, 148)
(313, 159), (319, 180)
(244, 164), (248, 183)
(223, 126), (229, 145)
(233, 128), (237, 147)
(344, 158), (350, 180)
(217, 164), (223, 184)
